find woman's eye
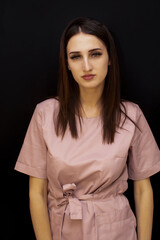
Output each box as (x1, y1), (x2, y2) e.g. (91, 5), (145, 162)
(70, 55), (81, 60)
(69, 52), (102, 60)
(91, 52), (102, 57)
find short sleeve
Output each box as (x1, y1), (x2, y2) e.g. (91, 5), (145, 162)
(128, 105), (160, 180)
(14, 104), (47, 179)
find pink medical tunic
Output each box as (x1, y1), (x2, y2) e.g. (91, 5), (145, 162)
(14, 98), (160, 240)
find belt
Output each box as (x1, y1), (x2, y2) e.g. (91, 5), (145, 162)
(57, 183), (97, 220)
(57, 182), (121, 220)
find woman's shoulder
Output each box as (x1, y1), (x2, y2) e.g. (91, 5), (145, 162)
(121, 99), (139, 109)
(35, 96), (60, 113)
(121, 99), (141, 120)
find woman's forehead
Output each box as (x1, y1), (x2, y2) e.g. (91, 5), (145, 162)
(67, 32), (106, 53)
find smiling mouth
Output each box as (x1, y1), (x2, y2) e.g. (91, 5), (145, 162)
(82, 74), (96, 80)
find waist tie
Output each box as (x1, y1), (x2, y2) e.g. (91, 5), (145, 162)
(57, 183), (94, 220)
(57, 181), (128, 221)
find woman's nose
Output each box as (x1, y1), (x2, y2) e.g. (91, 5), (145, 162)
(82, 57), (92, 72)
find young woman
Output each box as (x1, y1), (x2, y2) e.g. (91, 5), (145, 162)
(15, 17), (160, 240)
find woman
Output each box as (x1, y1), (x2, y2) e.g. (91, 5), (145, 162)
(15, 17), (160, 240)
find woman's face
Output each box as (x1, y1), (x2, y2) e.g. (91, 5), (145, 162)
(67, 32), (110, 91)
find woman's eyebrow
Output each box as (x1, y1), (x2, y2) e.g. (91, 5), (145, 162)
(88, 48), (102, 52)
(69, 48), (102, 55)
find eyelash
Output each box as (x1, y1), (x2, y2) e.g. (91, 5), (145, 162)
(70, 52), (102, 60)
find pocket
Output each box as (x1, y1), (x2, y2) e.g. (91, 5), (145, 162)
(94, 196), (137, 240)
(96, 214), (137, 240)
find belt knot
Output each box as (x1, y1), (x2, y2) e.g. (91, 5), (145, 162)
(58, 183), (82, 220)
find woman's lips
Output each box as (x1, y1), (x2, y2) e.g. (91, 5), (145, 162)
(82, 74), (96, 80)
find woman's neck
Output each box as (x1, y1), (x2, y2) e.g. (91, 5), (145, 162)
(79, 85), (103, 107)
(79, 87), (103, 118)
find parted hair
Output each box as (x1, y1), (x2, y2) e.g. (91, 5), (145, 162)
(54, 17), (136, 144)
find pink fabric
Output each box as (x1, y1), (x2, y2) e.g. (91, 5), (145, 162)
(14, 98), (160, 240)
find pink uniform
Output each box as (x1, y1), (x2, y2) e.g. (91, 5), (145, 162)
(14, 98), (160, 240)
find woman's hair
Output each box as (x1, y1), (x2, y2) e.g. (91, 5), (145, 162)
(54, 17), (136, 144)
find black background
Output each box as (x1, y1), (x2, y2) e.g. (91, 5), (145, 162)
(1, 0), (160, 239)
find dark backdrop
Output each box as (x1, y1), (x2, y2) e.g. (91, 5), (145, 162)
(1, 1), (160, 239)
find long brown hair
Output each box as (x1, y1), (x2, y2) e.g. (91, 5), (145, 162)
(55, 17), (136, 144)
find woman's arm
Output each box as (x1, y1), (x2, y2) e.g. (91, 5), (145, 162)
(134, 177), (153, 240)
(29, 176), (52, 240)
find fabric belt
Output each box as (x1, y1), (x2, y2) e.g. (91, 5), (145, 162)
(57, 183), (106, 220)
